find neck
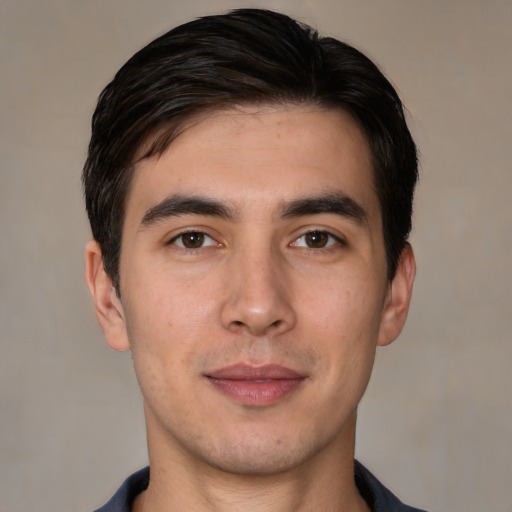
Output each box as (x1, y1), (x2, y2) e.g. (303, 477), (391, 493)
(134, 411), (369, 512)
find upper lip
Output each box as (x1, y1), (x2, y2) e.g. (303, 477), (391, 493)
(206, 363), (305, 380)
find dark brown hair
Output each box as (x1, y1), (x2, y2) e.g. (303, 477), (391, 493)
(83, 9), (418, 292)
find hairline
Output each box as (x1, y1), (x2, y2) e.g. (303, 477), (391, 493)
(113, 100), (386, 296)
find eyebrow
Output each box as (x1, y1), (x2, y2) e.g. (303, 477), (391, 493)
(280, 192), (368, 225)
(139, 191), (368, 230)
(139, 194), (236, 229)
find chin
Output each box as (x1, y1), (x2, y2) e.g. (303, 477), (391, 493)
(194, 427), (335, 477)
(206, 447), (308, 476)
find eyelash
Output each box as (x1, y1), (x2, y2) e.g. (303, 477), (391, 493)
(168, 230), (219, 250)
(290, 230), (345, 250)
(167, 229), (345, 252)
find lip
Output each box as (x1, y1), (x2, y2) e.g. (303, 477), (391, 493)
(205, 364), (306, 406)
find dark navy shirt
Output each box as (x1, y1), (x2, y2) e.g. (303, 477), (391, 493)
(93, 460), (427, 512)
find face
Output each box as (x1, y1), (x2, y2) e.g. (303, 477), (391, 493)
(87, 105), (414, 476)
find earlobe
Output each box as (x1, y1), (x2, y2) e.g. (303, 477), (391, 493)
(85, 240), (131, 351)
(377, 243), (416, 347)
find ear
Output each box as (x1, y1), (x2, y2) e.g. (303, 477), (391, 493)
(85, 240), (130, 351)
(377, 243), (416, 347)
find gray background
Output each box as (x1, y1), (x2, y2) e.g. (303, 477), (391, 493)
(1, 1), (511, 511)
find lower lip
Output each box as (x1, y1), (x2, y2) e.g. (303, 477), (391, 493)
(206, 378), (304, 406)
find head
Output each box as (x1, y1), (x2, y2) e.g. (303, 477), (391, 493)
(83, 9), (418, 480)
(83, 8), (417, 295)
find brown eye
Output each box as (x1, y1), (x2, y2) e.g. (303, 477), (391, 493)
(181, 232), (204, 248)
(172, 231), (216, 249)
(304, 231), (329, 248)
(291, 230), (340, 249)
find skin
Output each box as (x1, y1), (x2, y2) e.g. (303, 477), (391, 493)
(86, 105), (415, 512)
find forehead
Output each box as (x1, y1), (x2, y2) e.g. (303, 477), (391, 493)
(125, 105), (378, 222)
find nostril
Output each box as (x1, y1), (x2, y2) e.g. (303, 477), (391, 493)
(221, 289), (296, 336)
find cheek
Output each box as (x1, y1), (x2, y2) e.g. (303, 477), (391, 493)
(122, 268), (223, 379)
(302, 274), (383, 383)
(304, 270), (384, 339)
(125, 260), (219, 328)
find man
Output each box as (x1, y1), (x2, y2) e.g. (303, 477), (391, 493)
(83, 9), (425, 512)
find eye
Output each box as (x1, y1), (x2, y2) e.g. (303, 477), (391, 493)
(291, 230), (341, 249)
(170, 231), (217, 249)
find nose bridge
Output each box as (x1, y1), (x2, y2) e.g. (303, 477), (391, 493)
(221, 236), (295, 336)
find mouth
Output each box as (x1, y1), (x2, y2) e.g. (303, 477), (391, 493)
(205, 363), (306, 406)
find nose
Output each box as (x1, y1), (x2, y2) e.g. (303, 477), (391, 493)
(220, 247), (296, 337)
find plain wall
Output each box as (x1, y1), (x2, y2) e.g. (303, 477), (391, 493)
(1, 1), (511, 511)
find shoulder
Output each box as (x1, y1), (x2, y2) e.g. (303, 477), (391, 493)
(354, 460), (428, 512)
(92, 467), (150, 512)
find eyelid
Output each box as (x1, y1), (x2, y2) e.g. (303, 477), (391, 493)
(290, 229), (345, 249)
(167, 229), (220, 249)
